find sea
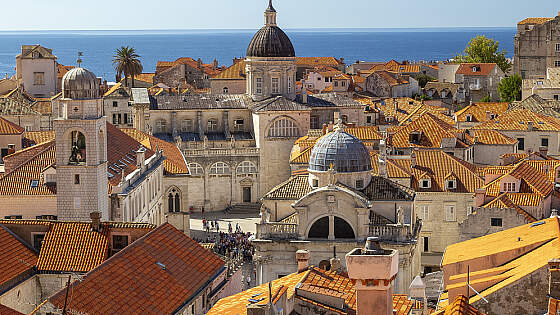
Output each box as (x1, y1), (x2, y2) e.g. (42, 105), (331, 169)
(0, 28), (516, 82)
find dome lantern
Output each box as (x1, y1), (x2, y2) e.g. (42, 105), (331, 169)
(62, 67), (99, 100)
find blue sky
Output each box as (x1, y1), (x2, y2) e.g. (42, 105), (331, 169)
(2, 0), (558, 30)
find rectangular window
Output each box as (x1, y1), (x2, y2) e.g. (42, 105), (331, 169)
(312, 179), (319, 187)
(421, 205), (429, 221)
(491, 218), (503, 227)
(445, 205), (456, 222)
(517, 138), (525, 150)
(4, 215), (22, 219)
(355, 179), (364, 189)
(554, 95), (559, 101)
(112, 101), (118, 107)
(334, 81), (339, 87)
(233, 119), (244, 132)
(423, 236), (429, 252)
(271, 78), (279, 94)
(542, 138), (549, 147)
(310, 116), (319, 129)
(556, 60), (560, 67)
(74, 174), (80, 185)
(256, 77), (262, 94)
(467, 206), (473, 216)
(420, 179), (431, 188)
(288, 77), (292, 93)
(33, 72), (45, 85)
(33, 233), (45, 251)
(112, 234), (129, 252)
(124, 113), (129, 125)
(556, 43), (560, 52)
(366, 116), (372, 124)
(113, 114), (118, 125)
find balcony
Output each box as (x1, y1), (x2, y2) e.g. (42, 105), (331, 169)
(182, 147), (259, 157)
(368, 218), (422, 243)
(256, 222), (298, 240)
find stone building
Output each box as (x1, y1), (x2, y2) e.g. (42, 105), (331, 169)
(522, 67), (560, 100)
(0, 86), (54, 131)
(15, 45), (57, 98)
(102, 82), (134, 127)
(154, 57), (222, 90)
(255, 126), (421, 293)
(365, 70), (419, 98)
(514, 11), (560, 79)
(454, 63), (504, 102)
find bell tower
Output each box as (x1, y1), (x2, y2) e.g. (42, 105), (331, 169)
(54, 66), (109, 221)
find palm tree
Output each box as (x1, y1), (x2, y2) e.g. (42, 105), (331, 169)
(112, 46), (143, 87)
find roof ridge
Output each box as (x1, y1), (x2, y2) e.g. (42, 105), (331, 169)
(0, 140), (56, 180)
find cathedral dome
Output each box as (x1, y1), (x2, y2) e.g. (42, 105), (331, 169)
(308, 129), (372, 173)
(62, 67), (99, 100)
(246, 26), (295, 58)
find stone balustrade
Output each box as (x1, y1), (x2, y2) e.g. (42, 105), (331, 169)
(256, 222), (299, 240)
(182, 147), (259, 157)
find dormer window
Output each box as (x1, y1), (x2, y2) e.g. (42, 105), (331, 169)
(472, 66), (477, 72)
(503, 182), (516, 192)
(410, 132), (422, 144)
(312, 179), (319, 188)
(465, 114), (472, 122)
(446, 180), (456, 190)
(111, 234), (129, 255)
(420, 179), (431, 189)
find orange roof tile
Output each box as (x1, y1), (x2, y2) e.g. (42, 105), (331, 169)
(295, 57), (343, 67)
(0, 117), (24, 135)
(518, 17), (554, 25)
(549, 298), (559, 315)
(481, 193), (537, 222)
(126, 72), (155, 84)
(48, 224), (225, 315)
(121, 128), (188, 175)
(470, 129), (517, 145)
(212, 60), (246, 80)
(454, 102), (509, 123)
(455, 63), (497, 76)
(0, 225), (37, 287)
(375, 97), (453, 125)
(475, 109), (560, 132)
(23, 130), (55, 147)
(433, 295), (486, 315)
(37, 222), (108, 272)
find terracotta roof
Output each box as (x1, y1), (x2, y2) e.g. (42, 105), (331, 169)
(481, 193), (537, 222)
(37, 222), (108, 272)
(482, 160), (555, 198)
(30, 98), (52, 115)
(454, 102), (509, 123)
(474, 109), (560, 132)
(0, 225), (37, 288)
(0, 117), (24, 135)
(126, 73), (155, 84)
(352, 75), (366, 84)
(391, 150), (483, 193)
(263, 175), (313, 200)
(455, 63), (497, 76)
(470, 129), (517, 145)
(549, 297), (560, 315)
(433, 294), (486, 315)
(442, 217), (560, 306)
(121, 128), (188, 175)
(0, 141), (56, 196)
(295, 57), (343, 67)
(105, 123), (156, 185)
(208, 270), (309, 315)
(0, 304), (25, 315)
(22, 130), (55, 147)
(103, 82), (124, 97)
(518, 17), (554, 25)
(212, 60), (246, 80)
(372, 70), (409, 86)
(375, 97), (453, 125)
(56, 63), (73, 80)
(156, 57), (221, 77)
(389, 113), (472, 149)
(49, 223), (225, 315)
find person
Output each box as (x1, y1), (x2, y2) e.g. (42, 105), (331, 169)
(246, 275), (251, 289)
(236, 223), (240, 233)
(228, 222), (232, 234)
(216, 221), (220, 232)
(211, 220), (214, 229)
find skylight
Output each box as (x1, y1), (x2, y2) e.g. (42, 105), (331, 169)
(30, 179), (39, 188)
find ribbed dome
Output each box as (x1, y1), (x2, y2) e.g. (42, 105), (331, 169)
(62, 67), (99, 100)
(308, 129), (372, 173)
(246, 26), (295, 58)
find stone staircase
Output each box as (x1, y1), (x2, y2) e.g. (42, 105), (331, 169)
(228, 203), (261, 214)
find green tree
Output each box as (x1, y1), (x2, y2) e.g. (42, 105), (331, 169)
(112, 46), (143, 87)
(498, 74), (522, 102)
(414, 74), (436, 89)
(454, 35), (511, 74)
(480, 95), (492, 102)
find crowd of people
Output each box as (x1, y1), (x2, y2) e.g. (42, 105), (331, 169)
(198, 219), (255, 263)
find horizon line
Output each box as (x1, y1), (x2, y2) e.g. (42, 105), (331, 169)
(0, 26), (517, 32)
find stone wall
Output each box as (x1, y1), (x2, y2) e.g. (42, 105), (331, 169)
(458, 207), (530, 241)
(210, 79), (246, 94)
(514, 16), (560, 78)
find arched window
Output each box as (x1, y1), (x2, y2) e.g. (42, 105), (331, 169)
(236, 161), (257, 174)
(268, 118), (299, 138)
(69, 131), (86, 165)
(168, 188), (180, 213)
(155, 119), (167, 133)
(334, 217), (355, 239)
(188, 163), (204, 176)
(308, 217), (329, 239)
(223, 87), (229, 94)
(207, 119), (218, 132)
(181, 119), (193, 132)
(209, 162), (230, 175)
(341, 115), (348, 124)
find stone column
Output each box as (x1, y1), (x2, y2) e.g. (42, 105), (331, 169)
(223, 111), (230, 139)
(197, 111), (204, 138)
(171, 111), (177, 136)
(328, 215), (335, 240)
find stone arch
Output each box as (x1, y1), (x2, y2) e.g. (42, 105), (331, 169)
(187, 162), (204, 176)
(236, 161), (257, 175)
(266, 115), (301, 138)
(166, 186), (182, 213)
(306, 215), (357, 240)
(209, 162), (231, 175)
(64, 127), (88, 165)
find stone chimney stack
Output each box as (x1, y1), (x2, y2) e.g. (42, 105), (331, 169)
(346, 237), (398, 315)
(330, 257), (342, 272)
(334, 111), (341, 123)
(474, 188), (486, 207)
(90, 211), (101, 232)
(540, 146), (548, 157)
(408, 275), (428, 315)
(136, 147), (146, 172)
(296, 249), (310, 273)
(527, 121), (534, 132)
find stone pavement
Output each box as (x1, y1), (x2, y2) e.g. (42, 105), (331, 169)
(190, 210), (261, 235)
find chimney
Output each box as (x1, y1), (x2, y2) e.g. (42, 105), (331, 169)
(296, 249), (310, 273)
(136, 147), (146, 171)
(549, 259), (560, 300)
(408, 275), (428, 315)
(322, 123), (327, 135)
(246, 304), (271, 315)
(410, 151), (416, 168)
(539, 146), (548, 157)
(527, 121), (534, 131)
(334, 111), (340, 123)
(475, 188), (486, 207)
(90, 211), (101, 232)
(485, 111), (493, 121)
(346, 237), (398, 315)
(551, 209), (559, 218)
